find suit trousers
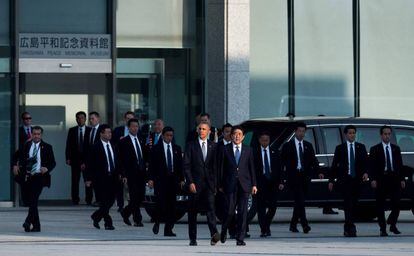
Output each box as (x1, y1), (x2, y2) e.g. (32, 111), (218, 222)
(123, 179), (145, 223)
(71, 164), (93, 204)
(339, 176), (360, 233)
(92, 175), (117, 226)
(290, 173), (309, 228)
(221, 182), (249, 242)
(25, 176), (44, 228)
(257, 177), (278, 234)
(375, 173), (401, 231)
(188, 186), (218, 240)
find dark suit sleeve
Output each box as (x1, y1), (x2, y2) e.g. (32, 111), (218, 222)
(45, 145), (56, 173)
(368, 146), (378, 182)
(148, 147), (157, 181)
(249, 149), (257, 187)
(329, 145), (341, 183)
(65, 129), (73, 162)
(176, 146), (184, 182)
(360, 144), (368, 176)
(183, 142), (194, 184)
(275, 150), (284, 184)
(395, 146), (405, 181)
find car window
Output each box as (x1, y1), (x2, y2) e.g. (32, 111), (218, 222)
(305, 128), (316, 151)
(355, 127), (380, 149)
(395, 128), (414, 152)
(322, 127), (342, 154)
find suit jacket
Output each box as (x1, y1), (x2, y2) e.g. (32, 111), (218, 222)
(112, 125), (128, 145)
(118, 135), (147, 182)
(280, 139), (319, 184)
(369, 143), (404, 182)
(87, 140), (120, 190)
(183, 139), (217, 193)
(19, 126), (32, 151)
(19, 140), (56, 188)
(65, 126), (91, 166)
(254, 147), (283, 188)
(149, 142), (183, 193)
(220, 143), (257, 194)
(330, 142), (368, 183)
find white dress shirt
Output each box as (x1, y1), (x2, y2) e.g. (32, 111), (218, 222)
(90, 124), (100, 143)
(382, 142), (394, 171)
(29, 141), (41, 173)
(232, 143), (242, 155)
(129, 134), (143, 161)
(101, 140), (115, 172)
(294, 137), (303, 170)
(163, 141), (174, 170)
(261, 146), (271, 174)
(347, 141), (355, 175)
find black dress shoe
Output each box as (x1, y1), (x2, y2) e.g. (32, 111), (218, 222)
(31, 227), (41, 232)
(134, 222), (144, 227)
(303, 226), (311, 234)
(344, 231), (357, 237)
(152, 223), (159, 234)
(390, 225), (401, 235)
(105, 225), (115, 230)
(380, 231), (388, 237)
(164, 232), (176, 237)
(245, 232), (251, 238)
(265, 231), (271, 237)
(211, 232), (220, 245)
(220, 231), (227, 243)
(189, 240), (197, 246)
(91, 216), (100, 229)
(260, 233), (267, 238)
(289, 226), (299, 233)
(23, 222), (31, 232)
(236, 240), (246, 246)
(120, 211), (131, 226)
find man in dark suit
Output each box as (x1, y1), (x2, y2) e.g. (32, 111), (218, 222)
(219, 125), (257, 246)
(12, 112), (34, 206)
(148, 126), (184, 236)
(145, 119), (165, 148)
(88, 124), (120, 230)
(369, 125), (405, 236)
(186, 113), (217, 143)
(328, 125), (369, 237)
(254, 131), (284, 238)
(184, 122), (220, 246)
(281, 122), (323, 234)
(112, 110), (135, 212)
(118, 118), (147, 227)
(16, 126), (56, 232)
(65, 111), (92, 205)
(86, 111), (102, 205)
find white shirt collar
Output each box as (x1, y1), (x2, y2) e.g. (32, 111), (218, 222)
(261, 146), (269, 151)
(129, 133), (138, 139)
(101, 139), (110, 146)
(382, 141), (391, 147)
(163, 140), (171, 147)
(233, 142), (242, 149)
(294, 137), (303, 145)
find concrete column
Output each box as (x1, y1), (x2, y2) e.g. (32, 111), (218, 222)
(205, 0), (250, 126)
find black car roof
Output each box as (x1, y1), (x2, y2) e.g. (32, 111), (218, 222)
(241, 116), (414, 127)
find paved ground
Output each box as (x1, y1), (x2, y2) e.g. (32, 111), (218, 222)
(0, 206), (413, 256)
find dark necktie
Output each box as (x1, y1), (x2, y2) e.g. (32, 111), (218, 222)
(107, 144), (115, 172)
(350, 143), (356, 178)
(386, 145), (392, 171)
(298, 142), (304, 171)
(167, 144), (173, 173)
(263, 149), (271, 179)
(27, 128), (31, 140)
(235, 146), (241, 165)
(79, 127), (84, 152)
(90, 127), (96, 144)
(134, 137), (143, 163)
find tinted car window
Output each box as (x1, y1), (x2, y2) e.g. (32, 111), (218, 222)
(395, 128), (414, 152)
(355, 127), (380, 149)
(322, 127), (342, 154)
(305, 128), (316, 151)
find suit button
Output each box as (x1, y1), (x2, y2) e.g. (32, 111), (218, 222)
(236, 168), (239, 171)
